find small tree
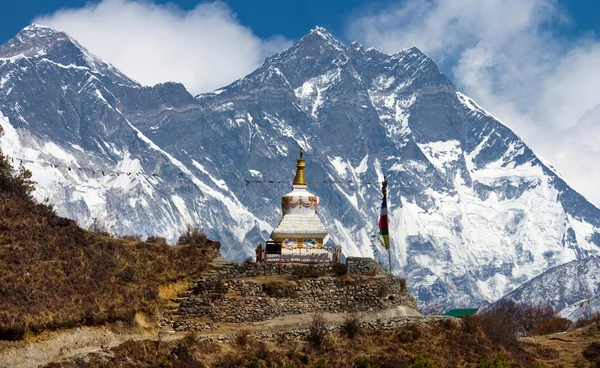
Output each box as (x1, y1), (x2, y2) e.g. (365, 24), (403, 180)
(0, 145), (36, 200)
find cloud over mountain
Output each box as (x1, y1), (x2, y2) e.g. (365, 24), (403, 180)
(34, 0), (291, 95)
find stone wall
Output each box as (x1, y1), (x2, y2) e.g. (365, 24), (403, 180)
(346, 257), (389, 275)
(213, 262), (339, 279)
(172, 267), (414, 328)
(179, 315), (457, 342)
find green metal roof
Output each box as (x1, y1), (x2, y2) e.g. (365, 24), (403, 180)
(442, 308), (479, 317)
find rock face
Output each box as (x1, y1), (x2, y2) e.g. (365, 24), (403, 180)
(1, 24), (599, 310)
(497, 256), (600, 313)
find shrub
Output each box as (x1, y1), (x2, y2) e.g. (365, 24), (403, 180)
(461, 314), (480, 334)
(396, 324), (422, 344)
(575, 312), (600, 328)
(529, 317), (572, 336)
(354, 357), (371, 368)
(177, 225), (208, 246)
(380, 358), (409, 368)
(342, 313), (362, 339)
(235, 329), (250, 347)
(410, 354), (439, 368)
(122, 234), (142, 241)
(307, 312), (328, 349)
(476, 352), (512, 368)
(210, 277), (228, 300)
(519, 304), (557, 335)
(0, 147), (36, 200)
(147, 236), (168, 245)
(582, 342), (600, 363)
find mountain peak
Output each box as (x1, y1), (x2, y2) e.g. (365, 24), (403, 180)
(0, 24), (78, 59)
(0, 24), (137, 87)
(308, 26), (334, 39)
(297, 26), (345, 52)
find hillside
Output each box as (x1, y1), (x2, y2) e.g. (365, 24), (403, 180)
(0, 144), (220, 340)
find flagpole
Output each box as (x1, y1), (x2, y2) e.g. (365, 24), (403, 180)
(380, 176), (392, 274)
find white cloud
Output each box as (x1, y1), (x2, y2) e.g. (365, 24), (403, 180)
(35, 0), (290, 95)
(347, 0), (600, 207)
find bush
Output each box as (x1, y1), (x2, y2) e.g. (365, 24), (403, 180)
(0, 147), (36, 200)
(177, 225), (208, 246)
(122, 234), (142, 241)
(234, 329), (250, 347)
(147, 236), (168, 245)
(529, 317), (572, 336)
(210, 277), (228, 300)
(396, 324), (422, 344)
(307, 312), (328, 349)
(342, 313), (362, 339)
(461, 314), (480, 334)
(476, 352), (512, 368)
(354, 357), (371, 368)
(575, 312), (600, 328)
(582, 342), (600, 363)
(410, 354), (439, 368)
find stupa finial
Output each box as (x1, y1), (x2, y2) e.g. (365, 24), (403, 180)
(293, 149), (307, 186)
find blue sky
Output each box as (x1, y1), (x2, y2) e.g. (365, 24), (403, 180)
(1, 0), (600, 205)
(3, 0), (598, 46)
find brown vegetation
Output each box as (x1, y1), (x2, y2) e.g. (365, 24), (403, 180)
(43, 317), (542, 368)
(0, 147), (219, 340)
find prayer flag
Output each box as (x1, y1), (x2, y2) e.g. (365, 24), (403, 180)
(379, 178), (390, 250)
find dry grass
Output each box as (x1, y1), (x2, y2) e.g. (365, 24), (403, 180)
(42, 318), (548, 368)
(520, 322), (600, 367)
(0, 192), (219, 340)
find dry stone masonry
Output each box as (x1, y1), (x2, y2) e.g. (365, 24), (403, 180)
(164, 258), (417, 332)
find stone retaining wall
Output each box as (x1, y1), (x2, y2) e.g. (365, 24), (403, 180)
(176, 275), (415, 326)
(165, 259), (416, 332)
(185, 315), (457, 342)
(346, 257), (389, 275)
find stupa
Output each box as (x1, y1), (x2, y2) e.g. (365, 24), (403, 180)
(269, 150), (330, 261)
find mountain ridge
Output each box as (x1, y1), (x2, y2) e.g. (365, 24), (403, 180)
(1, 24), (599, 310)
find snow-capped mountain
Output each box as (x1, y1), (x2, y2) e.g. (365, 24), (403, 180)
(497, 256), (600, 320)
(1, 25), (599, 310)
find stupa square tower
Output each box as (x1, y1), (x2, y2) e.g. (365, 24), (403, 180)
(270, 150), (331, 261)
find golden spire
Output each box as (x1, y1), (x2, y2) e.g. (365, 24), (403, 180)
(293, 149), (307, 186)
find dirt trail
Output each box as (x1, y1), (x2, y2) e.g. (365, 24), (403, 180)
(0, 306), (422, 368)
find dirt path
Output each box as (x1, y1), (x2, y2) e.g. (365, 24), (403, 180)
(0, 306), (422, 368)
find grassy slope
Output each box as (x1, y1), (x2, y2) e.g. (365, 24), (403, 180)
(42, 319), (533, 368)
(0, 192), (219, 340)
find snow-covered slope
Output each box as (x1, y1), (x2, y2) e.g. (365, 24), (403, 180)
(498, 256), (600, 316)
(1, 25), (599, 310)
(560, 294), (600, 322)
(0, 24), (271, 253)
